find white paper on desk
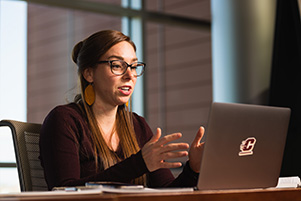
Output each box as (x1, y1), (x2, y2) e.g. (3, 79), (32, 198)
(276, 176), (301, 188)
(0, 188), (102, 198)
(100, 187), (194, 194)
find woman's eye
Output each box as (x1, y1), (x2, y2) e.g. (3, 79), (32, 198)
(112, 65), (122, 69)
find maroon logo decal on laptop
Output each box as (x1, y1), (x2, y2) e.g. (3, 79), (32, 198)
(239, 137), (256, 156)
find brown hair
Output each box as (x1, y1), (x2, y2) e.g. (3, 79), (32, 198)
(72, 30), (144, 185)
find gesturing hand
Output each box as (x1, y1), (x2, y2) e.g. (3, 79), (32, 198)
(142, 128), (189, 172)
(188, 126), (205, 173)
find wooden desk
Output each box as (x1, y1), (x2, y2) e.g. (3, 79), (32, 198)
(118, 188), (301, 201)
(1, 188), (301, 201)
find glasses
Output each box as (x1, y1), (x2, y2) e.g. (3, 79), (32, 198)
(97, 60), (146, 77)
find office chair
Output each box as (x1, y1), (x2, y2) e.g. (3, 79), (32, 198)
(0, 120), (48, 191)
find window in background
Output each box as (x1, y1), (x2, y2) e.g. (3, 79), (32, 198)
(0, 0), (27, 193)
(122, 0), (145, 117)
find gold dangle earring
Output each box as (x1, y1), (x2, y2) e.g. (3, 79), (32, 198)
(84, 83), (95, 106)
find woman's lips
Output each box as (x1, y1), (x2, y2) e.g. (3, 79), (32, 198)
(118, 86), (132, 95)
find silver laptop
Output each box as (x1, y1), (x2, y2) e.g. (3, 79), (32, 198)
(197, 102), (291, 190)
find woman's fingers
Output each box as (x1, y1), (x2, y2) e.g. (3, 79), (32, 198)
(159, 161), (183, 169)
(160, 150), (188, 159)
(161, 142), (189, 153)
(142, 128), (189, 172)
(191, 126), (205, 147)
(148, 128), (162, 144)
(156, 132), (183, 146)
(188, 126), (206, 173)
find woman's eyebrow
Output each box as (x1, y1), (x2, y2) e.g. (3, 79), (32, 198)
(107, 55), (138, 62)
(107, 55), (123, 60)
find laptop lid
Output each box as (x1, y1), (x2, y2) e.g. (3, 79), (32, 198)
(197, 102), (291, 190)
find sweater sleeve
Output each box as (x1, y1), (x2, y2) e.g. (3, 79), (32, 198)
(39, 105), (149, 190)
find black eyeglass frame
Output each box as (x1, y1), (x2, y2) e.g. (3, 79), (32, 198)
(97, 60), (146, 77)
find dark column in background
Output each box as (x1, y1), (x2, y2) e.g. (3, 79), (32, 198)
(269, 0), (301, 177)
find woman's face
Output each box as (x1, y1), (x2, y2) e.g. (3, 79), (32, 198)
(84, 41), (138, 108)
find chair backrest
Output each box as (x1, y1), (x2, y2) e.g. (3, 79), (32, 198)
(0, 120), (48, 191)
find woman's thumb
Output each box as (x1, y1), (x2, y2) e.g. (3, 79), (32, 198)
(149, 127), (161, 143)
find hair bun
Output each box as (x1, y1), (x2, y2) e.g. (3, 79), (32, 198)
(72, 41), (84, 64)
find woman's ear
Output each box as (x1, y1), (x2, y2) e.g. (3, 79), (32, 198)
(83, 68), (94, 83)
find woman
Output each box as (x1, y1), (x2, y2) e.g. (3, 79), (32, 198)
(39, 30), (205, 190)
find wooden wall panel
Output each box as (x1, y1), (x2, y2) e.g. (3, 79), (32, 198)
(164, 0), (211, 20)
(27, 2), (121, 123)
(145, 0), (212, 153)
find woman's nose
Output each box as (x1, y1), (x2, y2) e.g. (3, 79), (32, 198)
(123, 67), (135, 78)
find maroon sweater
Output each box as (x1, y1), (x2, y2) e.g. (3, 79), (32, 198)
(39, 103), (198, 190)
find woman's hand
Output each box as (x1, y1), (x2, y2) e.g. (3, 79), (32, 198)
(142, 128), (189, 172)
(188, 126), (205, 173)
